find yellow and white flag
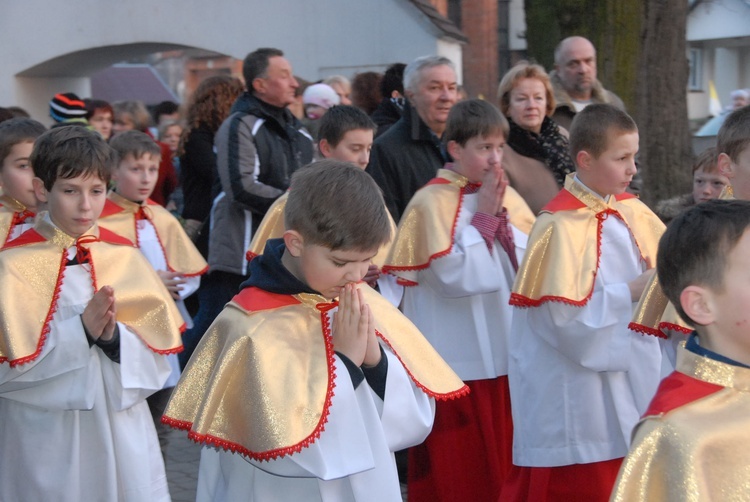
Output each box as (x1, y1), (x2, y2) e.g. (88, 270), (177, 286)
(709, 80), (723, 117)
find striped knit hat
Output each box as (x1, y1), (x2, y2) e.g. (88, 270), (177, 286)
(49, 92), (87, 123)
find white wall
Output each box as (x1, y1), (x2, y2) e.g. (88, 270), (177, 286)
(0, 0), (462, 122)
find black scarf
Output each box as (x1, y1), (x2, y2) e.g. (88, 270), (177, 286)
(240, 238), (318, 296)
(507, 116), (575, 187)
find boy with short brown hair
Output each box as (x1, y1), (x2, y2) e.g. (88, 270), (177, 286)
(502, 104), (665, 501)
(0, 126), (183, 501)
(384, 99), (534, 502)
(612, 199), (750, 501)
(0, 118), (46, 244)
(163, 161), (467, 502)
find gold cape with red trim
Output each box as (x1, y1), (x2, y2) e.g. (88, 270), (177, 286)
(629, 273), (692, 338)
(0, 195), (35, 246)
(383, 169), (535, 285)
(611, 344), (750, 501)
(510, 175), (665, 307)
(99, 191), (207, 276)
(245, 192), (398, 268)
(163, 282), (468, 461)
(0, 216), (184, 366)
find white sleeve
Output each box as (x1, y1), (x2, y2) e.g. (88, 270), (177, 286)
(375, 274), (404, 308)
(375, 349), (435, 452)
(177, 275), (201, 300)
(526, 280), (634, 372)
(0, 315), (97, 410)
(420, 224), (511, 298)
(99, 322), (172, 411)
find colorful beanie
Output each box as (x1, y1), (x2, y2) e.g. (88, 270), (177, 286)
(49, 93), (88, 123)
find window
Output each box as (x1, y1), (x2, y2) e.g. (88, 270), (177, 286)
(688, 47), (703, 91)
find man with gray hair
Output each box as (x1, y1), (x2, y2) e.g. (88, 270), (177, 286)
(550, 36), (625, 130)
(367, 55), (458, 221)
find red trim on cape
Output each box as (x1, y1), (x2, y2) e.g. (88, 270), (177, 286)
(1, 228), (45, 250)
(643, 371), (723, 418)
(1, 252), (68, 367)
(627, 322), (668, 339)
(615, 192), (637, 201)
(232, 287), (302, 312)
(97, 227), (135, 247)
(99, 198), (125, 218)
(542, 188), (637, 214)
(246, 250), (259, 263)
(396, 277), (419, 287)
(163, 298), (338, 461)
(425, 177), (451, 186)
(541, 189), (586, 213)
(375, 330), (470, 401)
(382, 183), (468, 274)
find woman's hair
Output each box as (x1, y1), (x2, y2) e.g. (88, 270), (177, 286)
(351, 72), (383, 115)
(85, 99), (113, 121)
(180, 75), (244, 155)
(112, 100), (152, 132)
(497, 61), (556, 118)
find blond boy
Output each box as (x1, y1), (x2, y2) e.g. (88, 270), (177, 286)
(503, 104), (665, 501)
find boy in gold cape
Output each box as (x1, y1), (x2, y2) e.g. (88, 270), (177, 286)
(0, 118), (46, 244)
(163, 161), (467, 502)
(612, 199), (750, 501)
(502, 104), (665, 501)
(0, 127), (183, 501)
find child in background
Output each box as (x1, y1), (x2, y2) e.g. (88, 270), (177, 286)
(99, 130), (207, 448)
(502, 104), (665, 501)
(158, 120), (185, 216)
(612, 199), (750, 501)
(163, 161), (467, 502)
(717, 105), (750, 199)
(86, 99), (114, 141)
(384, 99), (534, 502)
(654, 146), (728, 223)
(301, 83), (340, 141)
(0, 118), (46, 244)
(0, 127), (182, 501)
(246, 105), (401, 305)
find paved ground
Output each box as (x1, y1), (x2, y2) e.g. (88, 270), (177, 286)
(164, 429), (201, 502)
(163, 429), (409, 501)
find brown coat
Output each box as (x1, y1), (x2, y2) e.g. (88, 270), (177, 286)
(502, 126), (570, 215)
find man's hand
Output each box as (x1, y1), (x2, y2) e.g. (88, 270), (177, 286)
(82, 286), (117, 341)
(157, 270), (186, 300)
(332, 284), (369, 367)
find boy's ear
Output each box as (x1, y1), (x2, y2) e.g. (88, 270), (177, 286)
(282, 229), (305, 257)
(446, 140), (461, 161)
(576, 150), (592, 172)
(717, 152), (734, 179)
(680, 285), (714, 326)
(32, 177), (48, 203)
(319, 138), (332, 158)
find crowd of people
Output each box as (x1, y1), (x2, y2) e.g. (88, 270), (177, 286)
(0, 34), (749, 502)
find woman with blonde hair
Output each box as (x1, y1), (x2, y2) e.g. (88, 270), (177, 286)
(498, 61), (574, 214)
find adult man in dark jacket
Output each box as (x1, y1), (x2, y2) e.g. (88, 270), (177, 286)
(550, 36), (625, 131)
(367, 56), (458, 222)
(180, 47), (313, 367)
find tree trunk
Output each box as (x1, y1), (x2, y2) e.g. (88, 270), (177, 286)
(523, 0), (641, 112)
(635, 0), (693, 207)
(524, 0), (693, 206)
